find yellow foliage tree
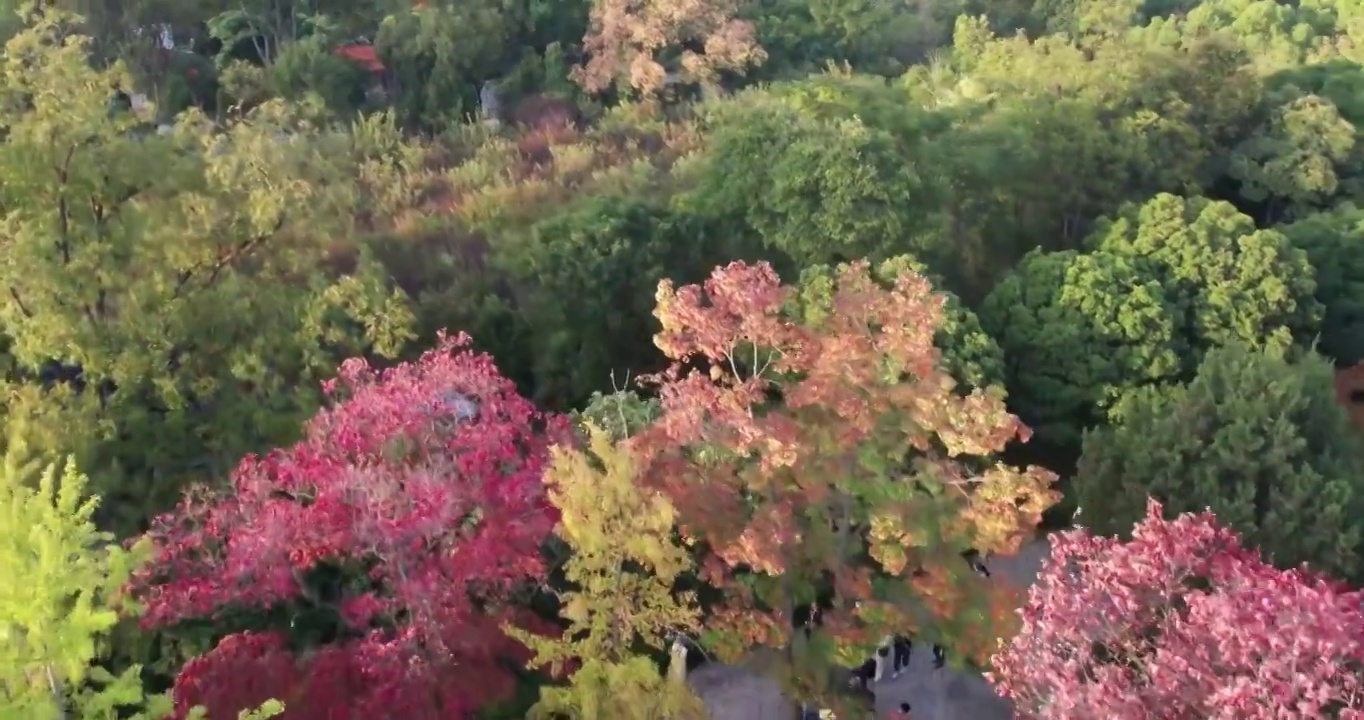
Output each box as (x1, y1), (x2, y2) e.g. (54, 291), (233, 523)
(508, 423), (705, 720)
(0, 425), (285, 720)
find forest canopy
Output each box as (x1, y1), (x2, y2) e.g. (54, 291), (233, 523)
(3, 0), (1364, 717)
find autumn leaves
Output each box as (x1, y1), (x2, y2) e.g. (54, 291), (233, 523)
(130, 258), (1058, 719)
(525, 259), (1058, 712)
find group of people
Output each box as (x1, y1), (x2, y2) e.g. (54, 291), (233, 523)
(793, 549), (995, 720)
(852, 551), (992, 683)
(849, 634), (949, 688)
(849, 550), (995, 719)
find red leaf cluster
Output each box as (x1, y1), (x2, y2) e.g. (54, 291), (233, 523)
(132, 332), (569, 719)
(989, 499), (1364, 719)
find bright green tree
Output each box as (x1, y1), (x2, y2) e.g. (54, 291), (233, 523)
(508, 423), (704, 720)
(984, 194), (1323, 449)
(1086, 193), (1322, 353)
(1138, 0), (1333, 71)
(0, 434), (167, 719)
(1225, 92), (1357, 223)
(980, 249), (1183, 448)
(1075, 343), (1364, 581)
(0, 433), (282, 718)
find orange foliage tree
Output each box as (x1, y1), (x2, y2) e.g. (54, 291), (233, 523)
(573, 0), (766, 96)
(629, 260), (1058, 705)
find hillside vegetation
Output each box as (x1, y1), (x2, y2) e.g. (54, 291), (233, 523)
(3, 0), (1364, 718)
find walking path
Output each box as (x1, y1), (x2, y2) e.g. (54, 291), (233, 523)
(870, 537), (1055, 719)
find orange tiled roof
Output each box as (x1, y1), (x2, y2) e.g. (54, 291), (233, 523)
(334, 44), (385, 73)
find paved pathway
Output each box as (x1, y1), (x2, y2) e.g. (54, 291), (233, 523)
(870, 537), (1055, 719)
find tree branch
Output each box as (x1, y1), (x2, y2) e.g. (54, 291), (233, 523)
(171, 216), (287, 300)
(54, 142), (78, 265)
(8, 287), (33, 318)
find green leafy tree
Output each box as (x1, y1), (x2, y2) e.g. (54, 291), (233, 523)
(498, 197), (736, 409)
(742, 0), (935, 77)
(1035, 0), (1145, 39)
(0, 14), (415, 533)
(750, 73), (1019, 297)
(268, 36), (367, 116)
(509, 423), (704, 720)
(573, 388), (661, 442)
(0, 435), (167, 719)
(944, 24), (1263, 245)
(1139, 0), (1333, 71)
(1075, 343), (1364, 581)
(765, 71), (934, 140)
(981, 249), (1183, 448)
(686, 94), (927, 268)
(984, 194), (1322, 449)
(1226, 92), (1357, 223)
(201, 0), (371, 67)
(1086, 193), (1322, 353)
(895, 31), (1266, 296)
(1279, 203), (1364, 366)
(375, 2), (512, 131)
(1259, 61), (1364, 218)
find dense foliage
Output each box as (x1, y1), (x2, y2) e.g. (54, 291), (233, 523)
(0, 13), (414, 536)
(630, 260), (1055, 703)
(0, 438), (167, 719)
(133, 334), (569, 719)
(509, 424), (704, 719)
(6, 0), (1364, 716)
(1075, 343), (1364, 581)
(981, 193), (1322, 449)
(990, 500), (1364, 718)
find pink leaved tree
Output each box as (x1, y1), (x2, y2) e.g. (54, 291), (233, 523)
(989, 499), (1364, 719)
(131, 332), (570, 719)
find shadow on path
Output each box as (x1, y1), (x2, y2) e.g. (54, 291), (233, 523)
(870, 537), (1054, 719)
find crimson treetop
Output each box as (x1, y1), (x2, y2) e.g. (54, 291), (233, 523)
(132, 332), (569, 720)
(989, 499), (1364, 719)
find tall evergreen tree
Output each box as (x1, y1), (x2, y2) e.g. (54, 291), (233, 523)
(1075, 343), (1364, 580)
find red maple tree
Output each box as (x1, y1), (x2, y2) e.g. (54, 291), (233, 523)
(131, 332), (569, 719)
(989, 499), (1364, 719)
